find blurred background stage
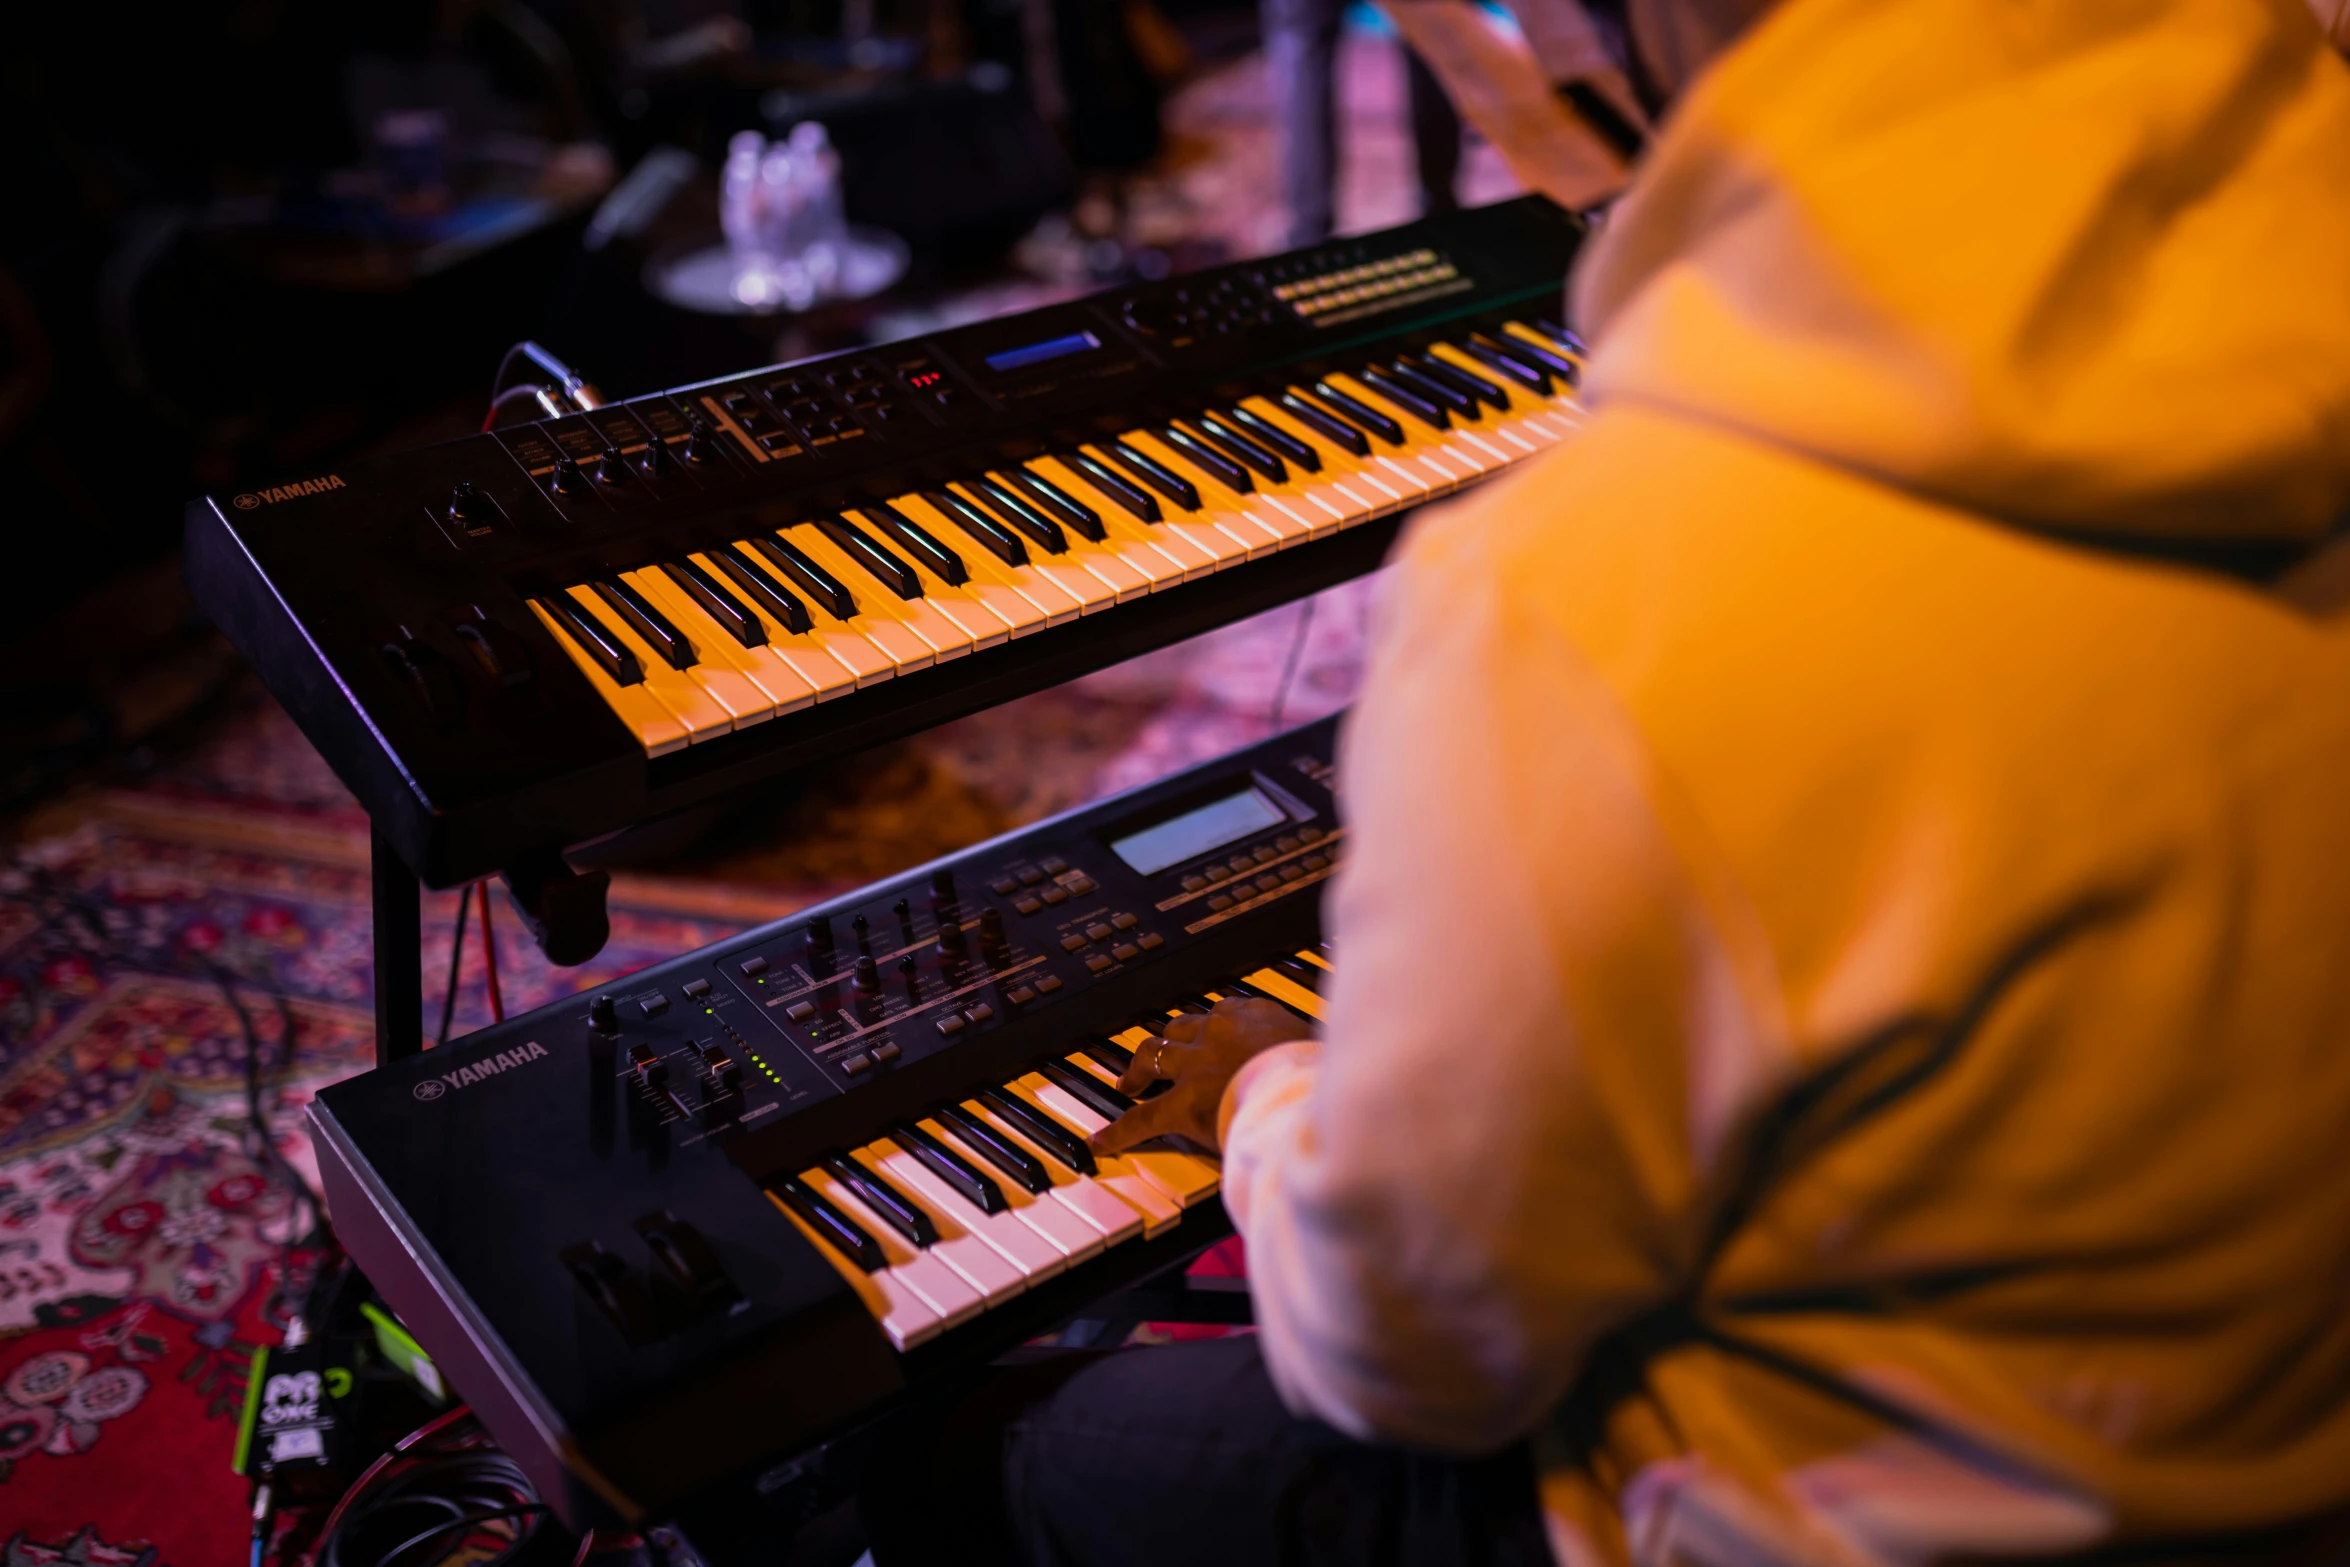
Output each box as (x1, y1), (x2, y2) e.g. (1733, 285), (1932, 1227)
(0, 3), (1524, 1563)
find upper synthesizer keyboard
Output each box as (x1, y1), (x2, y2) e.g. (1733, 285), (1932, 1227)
(185, 197), (1583, 889)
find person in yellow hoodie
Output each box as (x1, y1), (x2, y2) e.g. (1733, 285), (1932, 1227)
(854, 0), (2350, 1562)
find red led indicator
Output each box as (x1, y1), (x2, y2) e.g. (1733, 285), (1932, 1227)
(908, 371), (942, 389)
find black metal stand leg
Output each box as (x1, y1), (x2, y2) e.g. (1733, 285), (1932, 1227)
(372, 827), (424, 1067)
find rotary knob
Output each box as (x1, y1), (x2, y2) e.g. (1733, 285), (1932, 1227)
(853, 955), (881, 993)
(640, 437), (677, 476)
(588, 994), (618, 1034)
(447, 480), (494, 525)
(548, 457), (590, 496)
(593, 445), (631, 486)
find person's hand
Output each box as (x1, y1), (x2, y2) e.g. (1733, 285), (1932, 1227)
(1090, 998), (1315, 1157)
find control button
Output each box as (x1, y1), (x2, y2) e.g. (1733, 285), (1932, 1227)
(1040, 887), (1069, 905)
(1205, 865), (1230, 882)
(989, 875), (1019, 895)
(1085, 954), (1114, 974)
(741, 956), (770, 976)
(1279, 865), (1304, 882)
(1181, 875), (1208, 892)
(1017, 867), (1046, 886)
(683, 978), (712, 998)
(785, 1001), (818, 1023)
(1301, 854), (1328, 871)
(1061, 934), (1089, 953)
(964, 1003), (995, 1025)
(1035, 974), (1063, 994)
(1228, 856), (1254, 874)
(872, 1042), (902, 1064)
(1015, 896), (1044, 916)
(1006, 984), (1037, 1005)
(1255, 875), (1282, 895)
(639, 994), (670, 1017)
(1110, 912), (1140, 931)
(1275, 836), (1300, 853)
(1066, 876), (1097, 895)
(1112, 943), (1140, 962)
(936, 1014), (966, 1037)
(843, 1051), (874, 1075)
(1041, 856), (1069, 874)
(1254, 846), (1280, 864)
(1084, 923), (1113, 942)
(1207, 894), (1235, 912)
(1299, 826), (1324, 843)
(1138, 932), (1165, 951)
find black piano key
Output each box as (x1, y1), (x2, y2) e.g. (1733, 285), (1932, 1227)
(1312, 379), (1411, 445)
(1385, 359), (1477, 420)
(1156, 425), (1253, 493)
(816, 514), (925, 601)
(1223, 406), (1318, 472)
(591, 578), (697, 669)
(917, 488), (1027, 567)
(890, 1120), (1008, 1215)
(818, 1152), (938, 1247)
(1103, 439), (1202, 512)
(966, 475), (1069, 554)
(935, 1102), (1052, 1194)
(1461, 333), (1553, 393)
(1005, 466), (1106, 543)
(1041, 1057), (1135, 1120)
(536, 594), (644, 686)
(1194, 414), (1288, 485)
(976, 1086), (1097, 1175)
(661, 557), (769, 648)
(709, 547), (813, 634)
(773, 1175), (885, 1271)
(1533, 317), (1587, 354)
(749, 534), (860, 620)
(1409, 352), (1509, 411)
(1356, 368), (1451, 432)
(860, 501), (972, 584)
(1271, 954), (1326, 993)
(1499, 326), (1580, 381)
(1065, 450), (1161, 524)
(1277, 390), (1371, 457)
(1079, 1036), (1134, 1075)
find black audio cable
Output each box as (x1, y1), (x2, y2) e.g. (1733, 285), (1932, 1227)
(316, 1406), (552, 1567)
(1265, 596), (1318, 735)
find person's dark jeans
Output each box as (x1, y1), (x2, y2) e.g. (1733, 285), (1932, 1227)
(859, 1335), (1554, 1567)
(1261, 0), (1465, 246)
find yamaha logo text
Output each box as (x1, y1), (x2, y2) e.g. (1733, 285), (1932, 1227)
(412, 1041), (551, 1102)
(232, 475), (348, 510)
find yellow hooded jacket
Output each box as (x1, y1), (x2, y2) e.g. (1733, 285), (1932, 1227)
(1216, 0), (2350, 1560)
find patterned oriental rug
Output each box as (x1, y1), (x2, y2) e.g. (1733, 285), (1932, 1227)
(0, 577), (1374, 1567)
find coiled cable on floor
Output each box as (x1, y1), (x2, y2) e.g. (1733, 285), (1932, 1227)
(317, 1406), (551, 1567)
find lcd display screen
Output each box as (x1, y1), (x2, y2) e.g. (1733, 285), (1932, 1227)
(983, 331), (1101, 373)
(1109, 787), (1288, 875)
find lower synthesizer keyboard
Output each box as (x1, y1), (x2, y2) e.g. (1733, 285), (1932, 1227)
(311, 715), (1343, 1526)
(187, 197), (1582, 894)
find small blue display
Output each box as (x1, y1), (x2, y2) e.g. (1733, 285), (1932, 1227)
(984, 331), (1101, 373)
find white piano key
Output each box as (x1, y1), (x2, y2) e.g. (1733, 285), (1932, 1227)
(785, 524), (975, 664)
(768, 1191), (944, 1350)
(962, 1099), (1154, 1244)
(1010, 1073), (1215, 1215)
(1241, 966), (1326, 1021)
(1325, 371), (1502, 484)
(1123, 429), (1315, 554)
(726, 540), (914, 684)
(624, 566), (809, 719)
(874, 1140), (1069, 1283)
(1029, 456), (1218, 583)
(528, 600), (691, 757)
(920, 1117), (1107, 1263)
(686, 551), (859, 703)
(561, 585), (737, 741)
(1285, 385), (1449, 506)
(894, 492), (1076, 631)
(1079, 444), (1260, 571)
(845, 1141), (1026, 1303)
(800, 1166), (986, 1329)
(948, 482), (1119, 617)
(1235, 397), (1406, 525)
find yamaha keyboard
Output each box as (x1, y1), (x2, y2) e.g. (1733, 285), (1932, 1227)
(310, 716), (1344, 1526)
(187, 198), (1583, 901)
